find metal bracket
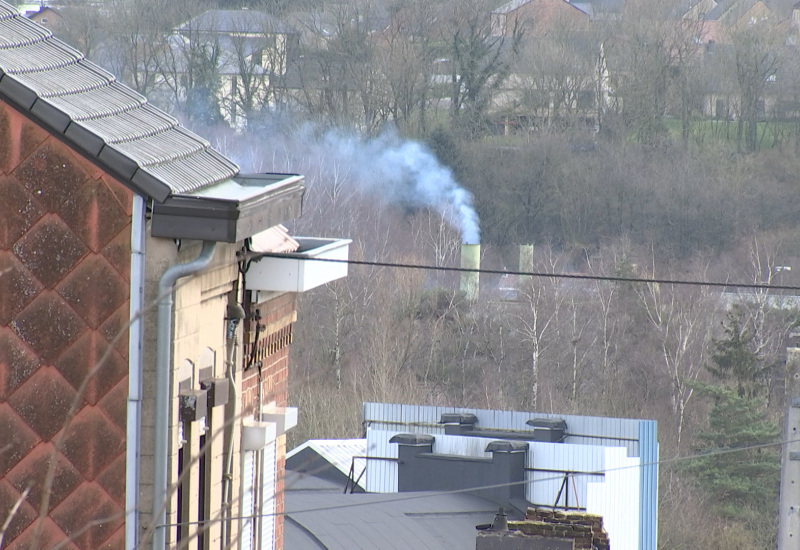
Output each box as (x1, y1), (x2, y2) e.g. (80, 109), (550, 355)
(790, 452), (800, 461)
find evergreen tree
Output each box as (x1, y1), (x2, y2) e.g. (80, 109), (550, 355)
(685, 309), (780, 539)
(707, 306), (771, 399)
(686, 382), (780, 524)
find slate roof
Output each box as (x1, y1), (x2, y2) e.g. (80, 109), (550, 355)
(0, 1), (305, 242)
(706, 0), (764, 21)
(493, 0), (532, 14)
(176, 9), (294, 35)
(284, 491), (499, 550)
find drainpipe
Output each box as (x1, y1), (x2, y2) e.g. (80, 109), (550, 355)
(221, 299), (243, 546)
(153, 240), (217, 550)
(125, 196), (146, 550)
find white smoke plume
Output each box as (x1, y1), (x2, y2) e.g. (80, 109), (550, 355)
(227, 124), (481, 245)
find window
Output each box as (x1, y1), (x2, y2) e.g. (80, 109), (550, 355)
(242, 450), (256, 550)
(261, 442), (277, 550)
(242, 438), (277, 549)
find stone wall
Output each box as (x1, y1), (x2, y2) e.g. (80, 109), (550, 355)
(511, 508), (610, 550)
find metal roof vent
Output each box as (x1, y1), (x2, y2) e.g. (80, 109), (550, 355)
(526, 418), (567, 443)
(440, 413), (478, 435)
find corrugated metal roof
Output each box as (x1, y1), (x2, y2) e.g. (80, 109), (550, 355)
(0, 1), (239, 200)
(287, 439), (367, 480)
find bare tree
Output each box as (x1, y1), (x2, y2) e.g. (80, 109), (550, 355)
(105, 0), (173, 97)
(374, 0), (437, 131)
(516, 246), (564, 409)
(636, 258), (716, 447)
(513, 13), (598, 130)
(603, 0), (704, 146)
(442, 0), (523, 134)
(727, 19), (782, 152)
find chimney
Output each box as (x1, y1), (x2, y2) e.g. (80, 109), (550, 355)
(461, 244), (480, 301)
(519, 244), (533, 284)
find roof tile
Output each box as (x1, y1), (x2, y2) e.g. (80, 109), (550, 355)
(0, 2), (240, 201)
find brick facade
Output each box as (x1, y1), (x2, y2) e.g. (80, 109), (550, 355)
(0, 100), (132, 549)
(242, 291), (296, 550)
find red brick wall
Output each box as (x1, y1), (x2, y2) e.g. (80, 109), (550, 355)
(0, 101), (133, 549)
(241, 291), (296, 550)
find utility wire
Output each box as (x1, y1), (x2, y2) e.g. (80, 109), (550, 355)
(159, 435), (794, 528)
(246, 252), (800, 292)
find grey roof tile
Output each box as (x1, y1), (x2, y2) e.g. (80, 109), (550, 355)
(0, 14), (50, 47)
(10, 61), (114, 98)
(43, 82), (145, 121)
(0, 3), (16, 18)
(0, 1), (305, 242)
(0, 1), (238, 200)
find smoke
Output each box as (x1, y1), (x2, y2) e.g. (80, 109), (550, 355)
(228, 124), (481, 245)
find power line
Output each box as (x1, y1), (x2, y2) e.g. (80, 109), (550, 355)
(158, 435), (793, 528)
(246, 252), (800, 292)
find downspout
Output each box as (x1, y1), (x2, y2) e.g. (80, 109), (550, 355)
(221, 295), (243, 546)
(153, 240), (217, 550)
(125, 196), (146, 550)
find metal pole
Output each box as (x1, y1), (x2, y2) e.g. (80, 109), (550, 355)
(778, 347), (800, 549)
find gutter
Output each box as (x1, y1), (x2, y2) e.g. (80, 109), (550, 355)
(125, 196), (146, 550)
(153, 240), (217, 550)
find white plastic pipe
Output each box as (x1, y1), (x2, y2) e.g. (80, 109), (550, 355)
(153, 241), (217, 549)
(125, 196), (146, 550)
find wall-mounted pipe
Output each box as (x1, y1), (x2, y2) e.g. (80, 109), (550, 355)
(153, 241), (217, 550)
(125, 195), (146, 550)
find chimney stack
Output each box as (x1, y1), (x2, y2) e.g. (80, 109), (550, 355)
(460, 244), (480, 301)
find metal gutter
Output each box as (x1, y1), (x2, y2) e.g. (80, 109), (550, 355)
(150, 175), (305, 242)
(153, 241), (217, 550)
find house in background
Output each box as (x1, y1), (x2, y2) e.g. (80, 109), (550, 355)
(0, 1), (347, 549)
(167, 8), (299, 127)
(491, 0), (589, 37)
(24, 5), (63, 31)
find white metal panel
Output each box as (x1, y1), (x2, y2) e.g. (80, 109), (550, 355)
(365, 429), (399, 493)
(525, 441), (606, 509)
(363, 402), (650, 549)
(363, 402), (642, 454)
(260, 441), (276, 550)
(587, 447), (640, 550)
(241, 450), (255, 550)
(247, 238), (351, 292)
